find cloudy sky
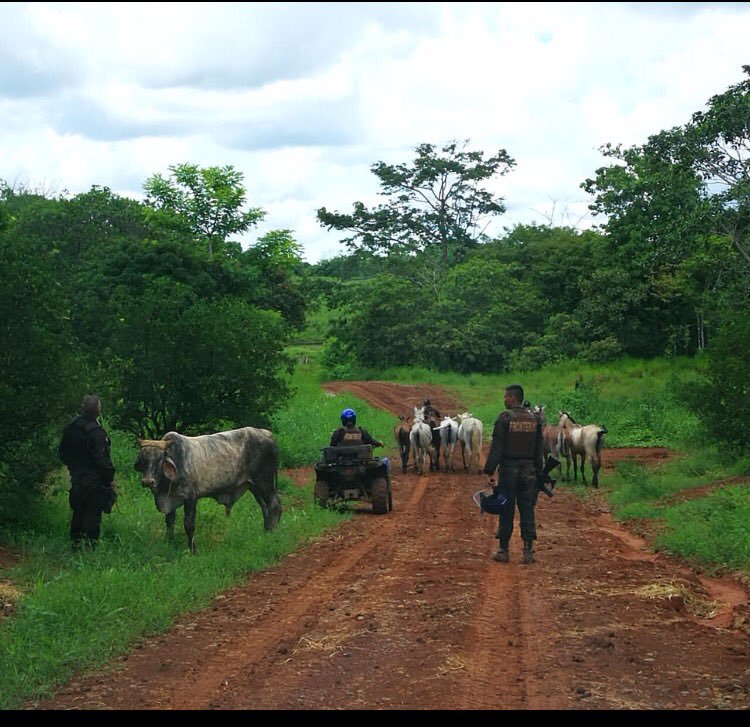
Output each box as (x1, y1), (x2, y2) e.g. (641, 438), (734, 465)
(1, 2), (749, 261)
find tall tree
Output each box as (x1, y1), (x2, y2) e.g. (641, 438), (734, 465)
(144, 163), (265, 257)
(581, 129), (727, 354)
(317, 140), (515, 269)
(241, 230), (308, 330)
(0, 192), (83, 517)
(686, 65), (750, 265)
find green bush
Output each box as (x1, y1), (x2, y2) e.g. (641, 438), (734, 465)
(582, 336), (624, 363)
(684, 305), (750, 447)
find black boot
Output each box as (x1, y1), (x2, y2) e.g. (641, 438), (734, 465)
(492, 547), (510, 563)
(522, 542), (535, 564)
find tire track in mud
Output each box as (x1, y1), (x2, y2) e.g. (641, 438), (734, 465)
(171, 473), (437, 710)
(37, 381), (750, 710)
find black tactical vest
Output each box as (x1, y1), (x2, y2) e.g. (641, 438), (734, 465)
(59, 416), (103, 470)
(504, 407), (539, 459)
(341, 426), (364, 444)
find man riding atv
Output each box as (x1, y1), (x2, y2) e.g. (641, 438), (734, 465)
(330, 408), (385, 448)
(317, 408), (392, 513)
(422, 398), (441, 421)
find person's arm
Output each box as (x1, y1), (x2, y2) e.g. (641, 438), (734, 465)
(88, 429), (115, 483)
(483, 414), (507, 479)
(534, 418), (545, 477)
(330, 429), (341, 447)
(360, 429), (383, 447)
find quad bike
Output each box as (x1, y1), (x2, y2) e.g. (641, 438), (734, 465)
(313, 444), (393, 514)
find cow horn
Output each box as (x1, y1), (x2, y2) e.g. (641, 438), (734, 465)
(138, 439), (169, 450)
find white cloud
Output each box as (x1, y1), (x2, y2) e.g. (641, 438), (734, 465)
(1, 2), (749, 261)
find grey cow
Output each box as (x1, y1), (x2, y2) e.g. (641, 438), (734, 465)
(134, 427), (282, 553)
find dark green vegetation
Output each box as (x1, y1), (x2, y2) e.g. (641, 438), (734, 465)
(0, 165), (307, 520)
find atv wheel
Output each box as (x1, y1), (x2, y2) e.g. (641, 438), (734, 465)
(372, 478), (389, 515)
(314, 480), (330, 508)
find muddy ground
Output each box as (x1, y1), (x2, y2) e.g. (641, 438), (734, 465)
(34, 382), (749, 710)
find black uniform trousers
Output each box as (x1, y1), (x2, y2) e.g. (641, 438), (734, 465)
(69, 480), (105, 546)
(496, 459), (538, 549)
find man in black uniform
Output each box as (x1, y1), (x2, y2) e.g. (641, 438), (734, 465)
(330, 408), (384, 448)
(58, 395), (117, 548)
(483, 384), (544, 564)
(422, 398), (441, 421)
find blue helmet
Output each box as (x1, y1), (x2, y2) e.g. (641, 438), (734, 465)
(341, 408), (356, 426)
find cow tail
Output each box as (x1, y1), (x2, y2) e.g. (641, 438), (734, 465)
(596, 427), (607, 455)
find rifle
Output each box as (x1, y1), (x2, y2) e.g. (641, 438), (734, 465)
(537, 455), (560, 498)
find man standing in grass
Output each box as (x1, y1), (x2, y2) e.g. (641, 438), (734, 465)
(58, 395), (117, 549)
(484, 384), (544, 564)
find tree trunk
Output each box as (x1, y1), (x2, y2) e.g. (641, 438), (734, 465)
(695, 310), (705, 352)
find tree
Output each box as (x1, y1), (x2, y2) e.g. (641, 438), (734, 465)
(685, 301), (750, 447)
(686, 65), (750, 265)
(113, 296), (291, 437)
(317, 140), (515, 269)
(480, 224), (603, 315)
(429, 259), (544, 372)
(144, 163), (265, 257)
(0, 201), (82, 519)
(69, 230), (295, 436)
(242, 230), (308, 330)
(326, 274), (428, 371)
(581, 129), (726, 355)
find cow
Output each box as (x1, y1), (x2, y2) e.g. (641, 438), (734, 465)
(134, 427), (281, 554)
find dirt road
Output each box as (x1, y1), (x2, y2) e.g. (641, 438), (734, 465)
(37, 383), (749, 710)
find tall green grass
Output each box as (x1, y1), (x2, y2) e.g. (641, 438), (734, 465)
(656, 486), (750, 571)
(604, 451), (750, 572)
(336, 356), (705, 449)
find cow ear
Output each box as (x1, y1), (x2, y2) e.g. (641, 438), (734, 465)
(164, 457), (178, 481)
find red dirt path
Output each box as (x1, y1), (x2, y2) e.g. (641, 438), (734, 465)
(34, 382), (749, 710)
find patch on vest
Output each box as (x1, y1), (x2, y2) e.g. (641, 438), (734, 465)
(343, 432), (362, 441)
(509, 420), (537, 433)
